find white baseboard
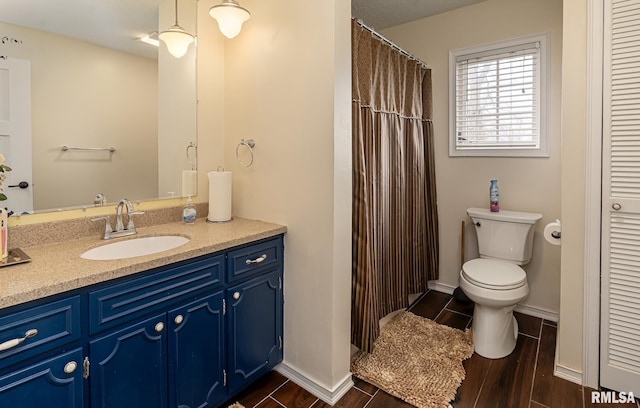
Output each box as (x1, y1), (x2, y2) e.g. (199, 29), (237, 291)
(554, 361), (583, 386)
(514, 303), (559, 323)
(275, 362), (354, 405)
(428, 280), (559, 322)
(428, 281), (456, 294)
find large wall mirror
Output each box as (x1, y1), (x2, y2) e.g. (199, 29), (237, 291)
(0, 0), (197, 215)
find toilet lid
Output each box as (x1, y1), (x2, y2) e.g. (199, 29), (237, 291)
(462, 258), (526, 290)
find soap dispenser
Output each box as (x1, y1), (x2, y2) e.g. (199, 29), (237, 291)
(182, 196), (197, 224)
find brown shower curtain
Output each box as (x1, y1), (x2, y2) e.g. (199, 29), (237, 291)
(351, 19), (439, 352)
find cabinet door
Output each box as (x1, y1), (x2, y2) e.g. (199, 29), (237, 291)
(0, 348), (83, 407)
(89, 314), (167, 408)
(168, 292), (226, 408)
(227, 269), (283, 394)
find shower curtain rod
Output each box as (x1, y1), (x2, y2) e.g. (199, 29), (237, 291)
(355, 19), (430, 69)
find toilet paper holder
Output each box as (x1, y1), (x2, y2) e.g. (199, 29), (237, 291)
(543, 219), (562, 245)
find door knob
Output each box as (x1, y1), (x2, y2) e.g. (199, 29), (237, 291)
(8, 181), (29, 189)
(612, 203), (622, 211)
(154, 322), (164, 333)
(233, 292), (240, 300)
(174, 315), (184, 325)
(64, 361), (78, 374)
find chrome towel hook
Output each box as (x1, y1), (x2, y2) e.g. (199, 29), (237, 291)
(236, 138), (255, 167)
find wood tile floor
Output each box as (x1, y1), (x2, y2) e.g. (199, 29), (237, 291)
(223, 290), (640, 408)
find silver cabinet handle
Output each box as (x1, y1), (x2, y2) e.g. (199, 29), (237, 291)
(64, 361), (78, 374)
(154, 322), (164, 333)
(612, 203), (622, 211)
(246, 254), (267, 265)
(0, 329), (38, 352)
(174, 315), (184, 325)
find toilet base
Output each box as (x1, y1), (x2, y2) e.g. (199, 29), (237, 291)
(471, 303), (519, 359)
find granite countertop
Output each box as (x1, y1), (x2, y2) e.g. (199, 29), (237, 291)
(0, 217), (287, 310)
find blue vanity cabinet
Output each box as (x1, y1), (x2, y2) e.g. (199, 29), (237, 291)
(226, 269), (283, 395)
(86, 235), (283, 406)
(89, 314), (168, 408)
(87, 253), (226, 408)
(168, 292), (226, 408)
(0, 233), (284, 408)
(89, 293), (227, 408)
(0, 296), (83, 408)
(0, 348), (84, 407)
(224, 235), (285, 398)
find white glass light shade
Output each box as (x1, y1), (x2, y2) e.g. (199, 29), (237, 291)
(209, 1), (250, 39)
(158, 26), (195, 58)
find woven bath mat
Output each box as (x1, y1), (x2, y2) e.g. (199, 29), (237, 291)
(351, 311), (474, 408)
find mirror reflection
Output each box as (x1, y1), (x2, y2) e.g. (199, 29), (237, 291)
(0, 0), (197, 215)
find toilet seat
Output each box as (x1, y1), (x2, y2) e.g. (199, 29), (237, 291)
(462, 258), (526, 290)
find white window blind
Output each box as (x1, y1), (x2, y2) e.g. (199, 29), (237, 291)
(449, 34), (548, 157)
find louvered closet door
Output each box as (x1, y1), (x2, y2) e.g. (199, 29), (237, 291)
(601, 0), (640, 395)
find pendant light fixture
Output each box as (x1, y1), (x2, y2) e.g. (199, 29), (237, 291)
(209, 0), (250, 39)
(158, 0), (195, 58)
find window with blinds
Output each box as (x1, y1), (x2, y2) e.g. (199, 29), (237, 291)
(449, 34), (549, 157)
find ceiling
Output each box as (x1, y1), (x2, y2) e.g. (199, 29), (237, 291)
(351, 0), (486, 30)
(1, 0), (486, 59)
(0, 0), (160, 58)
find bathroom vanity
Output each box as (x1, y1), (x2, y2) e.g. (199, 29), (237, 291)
(0, 218), (286, 408)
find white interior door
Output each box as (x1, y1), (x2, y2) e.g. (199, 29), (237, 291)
(0, 57), (33, 214)
(600, 0), (640, 395)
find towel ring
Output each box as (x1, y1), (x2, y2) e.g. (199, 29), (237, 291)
(235, 139), (255, 167)
(186, 142), (197, 170)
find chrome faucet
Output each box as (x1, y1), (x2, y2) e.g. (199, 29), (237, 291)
(92, 198), (144, 240)
(94, 193), (107, 207)
(115, 199), (134, 232)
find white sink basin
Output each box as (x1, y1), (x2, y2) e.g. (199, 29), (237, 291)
(81, 235), (190, 260)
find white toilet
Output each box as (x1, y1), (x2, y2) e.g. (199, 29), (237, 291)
(459, 207), (542, 359)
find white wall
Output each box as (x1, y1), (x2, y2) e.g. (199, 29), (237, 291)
(381, 0), (563, 315)
(0, 22), (158, 210)
(195, 0), (226, 198)
(158, 0), (198, 199)
(557, 0), (588, 376)
(197, 0), (352, 394)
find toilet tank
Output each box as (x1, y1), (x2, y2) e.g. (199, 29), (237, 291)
(467, 207), (542, 265)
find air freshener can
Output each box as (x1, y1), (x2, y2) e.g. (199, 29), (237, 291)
(490, 180), (499, 212)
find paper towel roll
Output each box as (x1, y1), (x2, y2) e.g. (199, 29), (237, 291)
(181, 170), (197, 197)
(207, 171), (232, 222)
(543, 219), (561, 246)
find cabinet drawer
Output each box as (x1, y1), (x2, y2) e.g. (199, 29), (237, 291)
(0, 296), (80, 368)
(89, 254), (223, 335)
(227, 237), (283, 282)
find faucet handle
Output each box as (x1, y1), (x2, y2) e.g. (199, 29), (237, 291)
(91, 216), (113, 240)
